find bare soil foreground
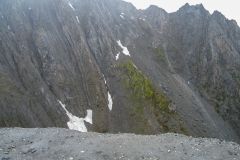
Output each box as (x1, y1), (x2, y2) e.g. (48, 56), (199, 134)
(0, 128), (240, 160)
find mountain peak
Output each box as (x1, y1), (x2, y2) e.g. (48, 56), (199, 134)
(212, 10), (224, 16)
(178, 3), (206, 13)
(183, 3), (190, 7)
(145, 4), (167, 13)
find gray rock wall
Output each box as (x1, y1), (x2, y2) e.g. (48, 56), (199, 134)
(0, 0), (240, 143)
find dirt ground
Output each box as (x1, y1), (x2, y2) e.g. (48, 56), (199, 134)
(0, 128), (239, 160)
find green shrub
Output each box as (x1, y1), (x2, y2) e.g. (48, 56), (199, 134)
(116, 60), (187, 134)
(117, 61), (171, 113)
(155, 46), (165, 61)
(215, 102), (220, 113)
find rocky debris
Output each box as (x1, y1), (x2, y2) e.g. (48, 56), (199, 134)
(0, 128), (240, 160)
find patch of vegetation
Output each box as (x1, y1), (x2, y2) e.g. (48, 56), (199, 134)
(198, 74), (240, 136)
(214, 91), (226, 102)
(117, 61), (171, 114)
(215, 102), (220, 113)
(116, 61), (187, 134)
(154, 45), (165, 61)
(180, 124), (186, 133)
(0, 71), (23, 100)
(231, 72), (240, 85)
(200, 82), (227, 112)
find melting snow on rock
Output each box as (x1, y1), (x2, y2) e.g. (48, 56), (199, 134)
(117, 40), (130, 57)
(133, 63), (138, 69)
(76, 16), (79, 23)
(116, 52), (120, 60)
(102, 74), (113, 111)
(108, 92), (113, 111)
(58, 100), (92, 132)
(68, 2), (75, 11)
(102, 74), (107, 84)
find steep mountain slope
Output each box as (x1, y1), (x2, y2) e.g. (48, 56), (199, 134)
(144, 3), (240, 140)
(0, 0), (239, 143)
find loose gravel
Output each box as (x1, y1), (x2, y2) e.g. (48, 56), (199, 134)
(0, 128), (239, 160)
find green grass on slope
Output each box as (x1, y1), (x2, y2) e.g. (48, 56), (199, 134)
(116, 61), (188, 134)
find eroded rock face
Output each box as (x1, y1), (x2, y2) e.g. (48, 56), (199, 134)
(0, 0), (109, 132)
(0, 0), (240, 143)
(152, 4), (240, 140)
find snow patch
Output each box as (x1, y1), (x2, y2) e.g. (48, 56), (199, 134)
(102, 74), (106, 84)
(120, 15), (125, 19)
(76, 16), (79, 23)
(116, 52), (120, 60)
(108, 92), (113, 111)
(58, 100), (92, 132)
(29, 7), (31, 10)
(7, 25), (10, 30)
(102, 74), (113, 111)
(84, 110), (92, 124)
(121, 13), (125, 15)
(68, 2), (75, 11)
(117, 40), (130, 57)
(40, 87), (44, 93)
(133, 64), (138, 69)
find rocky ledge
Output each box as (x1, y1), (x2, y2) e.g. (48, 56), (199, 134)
(0, 128), (239, 160)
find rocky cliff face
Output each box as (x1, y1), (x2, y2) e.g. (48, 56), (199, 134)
(152, 3), (240, 140)
(0, 0), (239, 143)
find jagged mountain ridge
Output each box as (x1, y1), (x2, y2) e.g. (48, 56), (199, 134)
(0, 0), (239, 143)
